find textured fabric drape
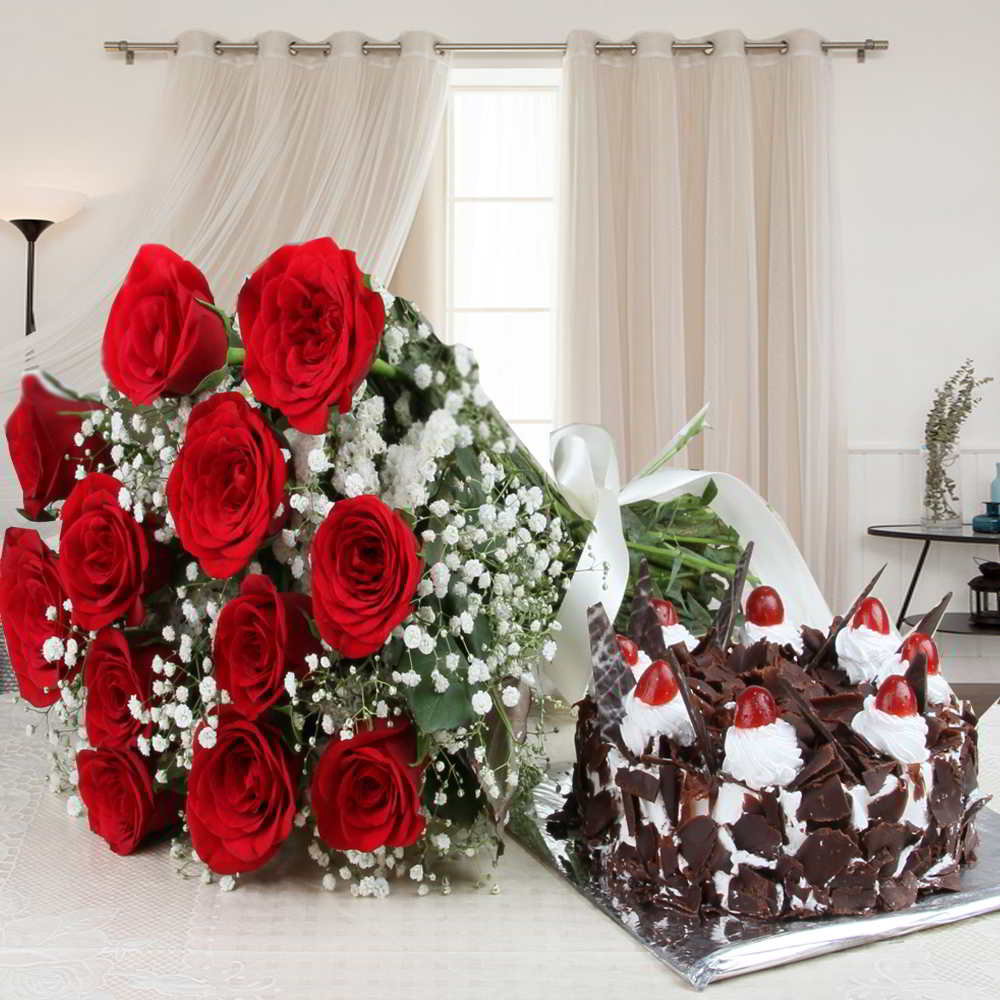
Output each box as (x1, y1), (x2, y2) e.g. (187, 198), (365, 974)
(0, 29), (449, 530)
(556, 28), (844, 599)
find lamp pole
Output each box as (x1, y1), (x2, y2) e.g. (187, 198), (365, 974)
(9, 218), (53, 336)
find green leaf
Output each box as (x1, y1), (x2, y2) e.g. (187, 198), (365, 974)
(454, 446), (480, 481)
(402, 641), (475, 732)
(191, 367), (231, 397)
(422, 752), (482, 825)
(17, 506), (58, 523)
(701, 478), (719, 506)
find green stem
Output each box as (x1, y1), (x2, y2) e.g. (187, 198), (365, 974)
(227, 347), (245, 365)
(627, 540), (736, 577)
(370, 358), (399, 379)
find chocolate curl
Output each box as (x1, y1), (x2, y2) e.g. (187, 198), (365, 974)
(628, 558), (658, 648)
(806, 563), (887, 670)
(899, 592), (952, 649)
(709, 541), (754, 650)
(904, 650), (928, 714)
(588, 603), (635, 739)
(665, 646), (718, 772)
(780, 679), (863, 783)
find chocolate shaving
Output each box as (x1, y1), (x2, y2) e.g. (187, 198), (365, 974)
(731, 813), (782, 860)
(797, 774), (851, 824)
(788, 743), (844, 791)
(796, 827), (857, 887)
(904, 651), (928, 714)
(805, 563), (886, 670)
(588, 602), (635, 739)
(930, 758), (963, 827)
(616, 768), (660, 802)
(727, 865), (781, 918)
(677, 815), (718, 872)
(780, 679), (863, 783)
(663, 646), (717, 771)
(710, 541), (754, 649)
(628, 558), (658, 648)
(902, 592), (952, 645)
(868, 780), (906, 824)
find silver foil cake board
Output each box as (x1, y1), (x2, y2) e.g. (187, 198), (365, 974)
(519, 766), (1000, 990)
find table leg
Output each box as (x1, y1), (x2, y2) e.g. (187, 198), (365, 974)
(897, 539), (931, 630)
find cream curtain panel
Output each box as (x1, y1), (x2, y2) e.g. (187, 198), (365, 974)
(556, 28), (845, 599)
(0, 29), (449, 530)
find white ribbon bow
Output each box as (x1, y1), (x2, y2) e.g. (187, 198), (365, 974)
(547, 421), (831, 701)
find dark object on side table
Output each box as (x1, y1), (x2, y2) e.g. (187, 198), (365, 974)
(970, 561), (1000, 628)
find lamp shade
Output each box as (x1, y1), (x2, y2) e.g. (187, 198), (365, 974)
(0, 185), (86, 224)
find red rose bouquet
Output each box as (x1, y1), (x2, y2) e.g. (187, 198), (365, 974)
(2, 239), (589, 896)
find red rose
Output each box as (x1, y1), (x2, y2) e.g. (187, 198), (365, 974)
(311, 718), (425, 852)
(84, 628), (164, 750)
(77, 747), (179, 855)
(59, 473), (160, 630)
(237, 238), (385, 433)
(5, 373), (104, 518)
(214, 574), (320, 719)
(0, 527), (73, 707)
(310, 495), (422, 659)
(102, 244), (228, 406)
(166, 393), (287, 578)
(186, 708), (298, 875)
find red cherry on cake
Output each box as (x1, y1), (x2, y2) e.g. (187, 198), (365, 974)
(616, 634), (639, 667)
(733, 685), (778, 728)
(651, 598), (679, 627)
(635, 659), (679, 706)
(900, 632), (940, 675)
(746, 586), (784, 627)
(874, 674), (918, 717)
(852, 596), (890, 635)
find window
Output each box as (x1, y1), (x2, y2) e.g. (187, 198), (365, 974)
(445, 67), (560, 466)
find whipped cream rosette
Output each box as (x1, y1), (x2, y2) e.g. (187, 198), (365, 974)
(835, 595), (900, 684)
(850, 675), (929, 764)
(722, 686), (803, 789)
(875, 630), (955, 706)
(741, 584), (804, 654)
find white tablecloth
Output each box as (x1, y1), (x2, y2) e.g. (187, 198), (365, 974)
(2, 697), (1000, 1000)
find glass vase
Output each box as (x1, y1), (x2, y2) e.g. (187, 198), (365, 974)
(921, 441), (962, 529)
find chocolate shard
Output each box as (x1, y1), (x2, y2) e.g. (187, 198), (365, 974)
(788, 743), (844, 791)
(659, 764), (680, 824)
(663, 646), (717, 771)
(902, 592), (952, 644)
(862, 761), (897, 796)
(710, 541), (754, 649)
(731, 813), (782, 860)
(628, 558), (658, 648)
(795, 827), (857, 887)
(880, 872), (919, 911)
(930, 758), (963, 827)
(677, 815), (719, 872)
(904, 651), (928, 715)
(727, 865), (781, 918)
(806, 563), (887, 670)
(616, 768), (660, 802)
(868, 779), (907, 824)
(588, 602), (635, 739)
(797, 774), (851, 824)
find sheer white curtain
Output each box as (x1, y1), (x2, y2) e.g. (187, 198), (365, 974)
(0, 29), (449, 529)
(556, 28), (845, 599)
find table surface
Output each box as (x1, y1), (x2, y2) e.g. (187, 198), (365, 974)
(4, 698), (1000, 1000)
(868, 522), (1000, 544)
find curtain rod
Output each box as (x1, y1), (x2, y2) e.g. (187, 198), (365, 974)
(104, 37), (890, 65)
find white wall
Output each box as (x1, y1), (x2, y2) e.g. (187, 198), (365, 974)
(2, 0), (999, 674)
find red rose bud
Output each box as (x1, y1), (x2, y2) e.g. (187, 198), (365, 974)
(166, 393), (287, 578)
(311, 717), (426, 852)
(635, 659), (679, 706)
(59, 473), (160, 631)
(214, 575), (321, 719)
(77, 747), (179, 855)
(733, 685), (778, 728)
(900, 632), (940, 675)
(853, 596), (891, 635)
(875, 674), (918, 717)
(746, 585), (784, 626)
(5, 372), (104, 518)
(84, 628), (165, 750)
(310, 495), (422, 659)
(651, 598), (679, 627)
(103, 244), (228, 406)
(0, 527), (73, 707)
(186, 709), (298, 875)
(238, 238), (386, 434)
(616, 633), (639, 666)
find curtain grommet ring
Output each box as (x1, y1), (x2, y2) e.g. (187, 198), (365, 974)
(289, 41), (299, 56)
(779, 39), (790, 55)
(213, 39), (224, 56)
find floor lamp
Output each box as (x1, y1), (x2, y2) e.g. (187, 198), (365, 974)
(1, 186), (86, 336)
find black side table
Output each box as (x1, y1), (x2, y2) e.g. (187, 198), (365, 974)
(868, 523), (1000, 633)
